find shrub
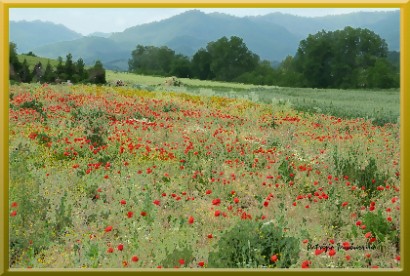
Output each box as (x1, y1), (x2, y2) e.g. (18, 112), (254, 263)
(333, 149), (387, 205)
(208, 220), (299, 268)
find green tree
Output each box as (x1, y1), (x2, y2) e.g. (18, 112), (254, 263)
(74, 58), (87, 83)
(191, 48), (213, 80)
(293, 30), (334, 88)
(56, 56), (65, 81)
(9, 42), (22, 81)
(170, 54), (192, 78)
(19, 59), (32, 83)
(128, 45), (180, 76)
(275, 55), (303, 87)
(367, 58), (398, 88)
(42, 61), (56, 83)
(293, 27), (391, 88)
(88, 60), (106, 84)
(205, 36), (260, 82)
(64, 53), (75, 80)
(31, 62), (43, 82)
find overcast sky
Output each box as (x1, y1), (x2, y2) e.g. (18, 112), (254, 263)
(9, 8), (398, 35)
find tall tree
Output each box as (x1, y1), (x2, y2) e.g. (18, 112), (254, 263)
(206, 36), (260, 81)
(64, 53), (75, 80)
(88, 60), (106, 84)
(31, 62), (43, 82)
(19, 59), (32, 83)
(75, 58), (87, 79)
(9, 42), (22, 81)
(293, 27), (391, 88)
(128, 45), (178, 76)
(56, 56), (65, 81)
(191, 48), (213, 80)
(42, 61), (56, 83)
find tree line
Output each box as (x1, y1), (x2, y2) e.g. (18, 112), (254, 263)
(128, 27), (399, 89)
(9, 42), (106, 84)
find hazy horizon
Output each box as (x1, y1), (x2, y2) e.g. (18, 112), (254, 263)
(9, 8), (398, 36)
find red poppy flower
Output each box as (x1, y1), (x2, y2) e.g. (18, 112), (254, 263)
(141, 211), (147, 217)
(105, 226), (113, 232)
(328, 248), (336, 257)
(207, 234), (213, 239)
(131, 255), (139, 262)
(107, 247), (114, 253)
(198, 261), (205, 267)
(342, 242), (351, 250)
(127, 211), (134, 218)
(10, 210), (17, 217)
(179, 259), (185, 265)
(270, 255), (278, 262)
(188, 216), (194, 224)
(153, 200), (160, 206)
(234, 197), (239, 203)
(301, 260), (311, 268)
(118, 244), (124, 251)
(214, 210), (221, 217)
(212, 198), (221, 205)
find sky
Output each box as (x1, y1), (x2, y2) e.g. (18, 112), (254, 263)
(9, 8), (398, 36)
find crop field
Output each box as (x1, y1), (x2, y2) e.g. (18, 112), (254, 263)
(8, 83), (400, 269)
(107, 71), (400, 126)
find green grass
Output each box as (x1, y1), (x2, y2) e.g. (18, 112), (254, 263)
(17, 54), (60, 69)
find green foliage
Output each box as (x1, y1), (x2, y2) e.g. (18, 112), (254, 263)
(12, 43), (105, 84)
(161, 246), (194, 268)
(362, 210), (397, 245)
(197, 36), (260, 82)
(278, 160), (295, 183)
(87, 60), (106, 84)
(208, 220), (299, 268)
(9, 42), (23, 81)
(333, 149), (387, 204)
(293, 27), (398, 89)
(70, 106), (108, 147)
(128, 45), (185, 77)
(19, 99), (47, 122)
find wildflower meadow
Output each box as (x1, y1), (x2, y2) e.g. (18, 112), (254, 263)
(8, 83), (400, 269)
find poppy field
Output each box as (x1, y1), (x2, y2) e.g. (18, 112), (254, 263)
(8, 83), (401, 269)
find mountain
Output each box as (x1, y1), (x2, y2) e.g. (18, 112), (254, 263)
(9, 20), (83, 53)
(249, 10), (400, 51)
(11, 10), (399, 71)
(33, 36), (130, 71)
(87, 32), (113, 38)
(109, 10), (301, 60)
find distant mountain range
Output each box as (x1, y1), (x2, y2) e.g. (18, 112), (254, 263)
(9, 10), (400, 71)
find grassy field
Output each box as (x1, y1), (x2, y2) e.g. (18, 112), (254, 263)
(17, 54), (60, 68)
(107, 71), (400, 126)
(15, 55), (400, 126)
(8, 83), (400, 269)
